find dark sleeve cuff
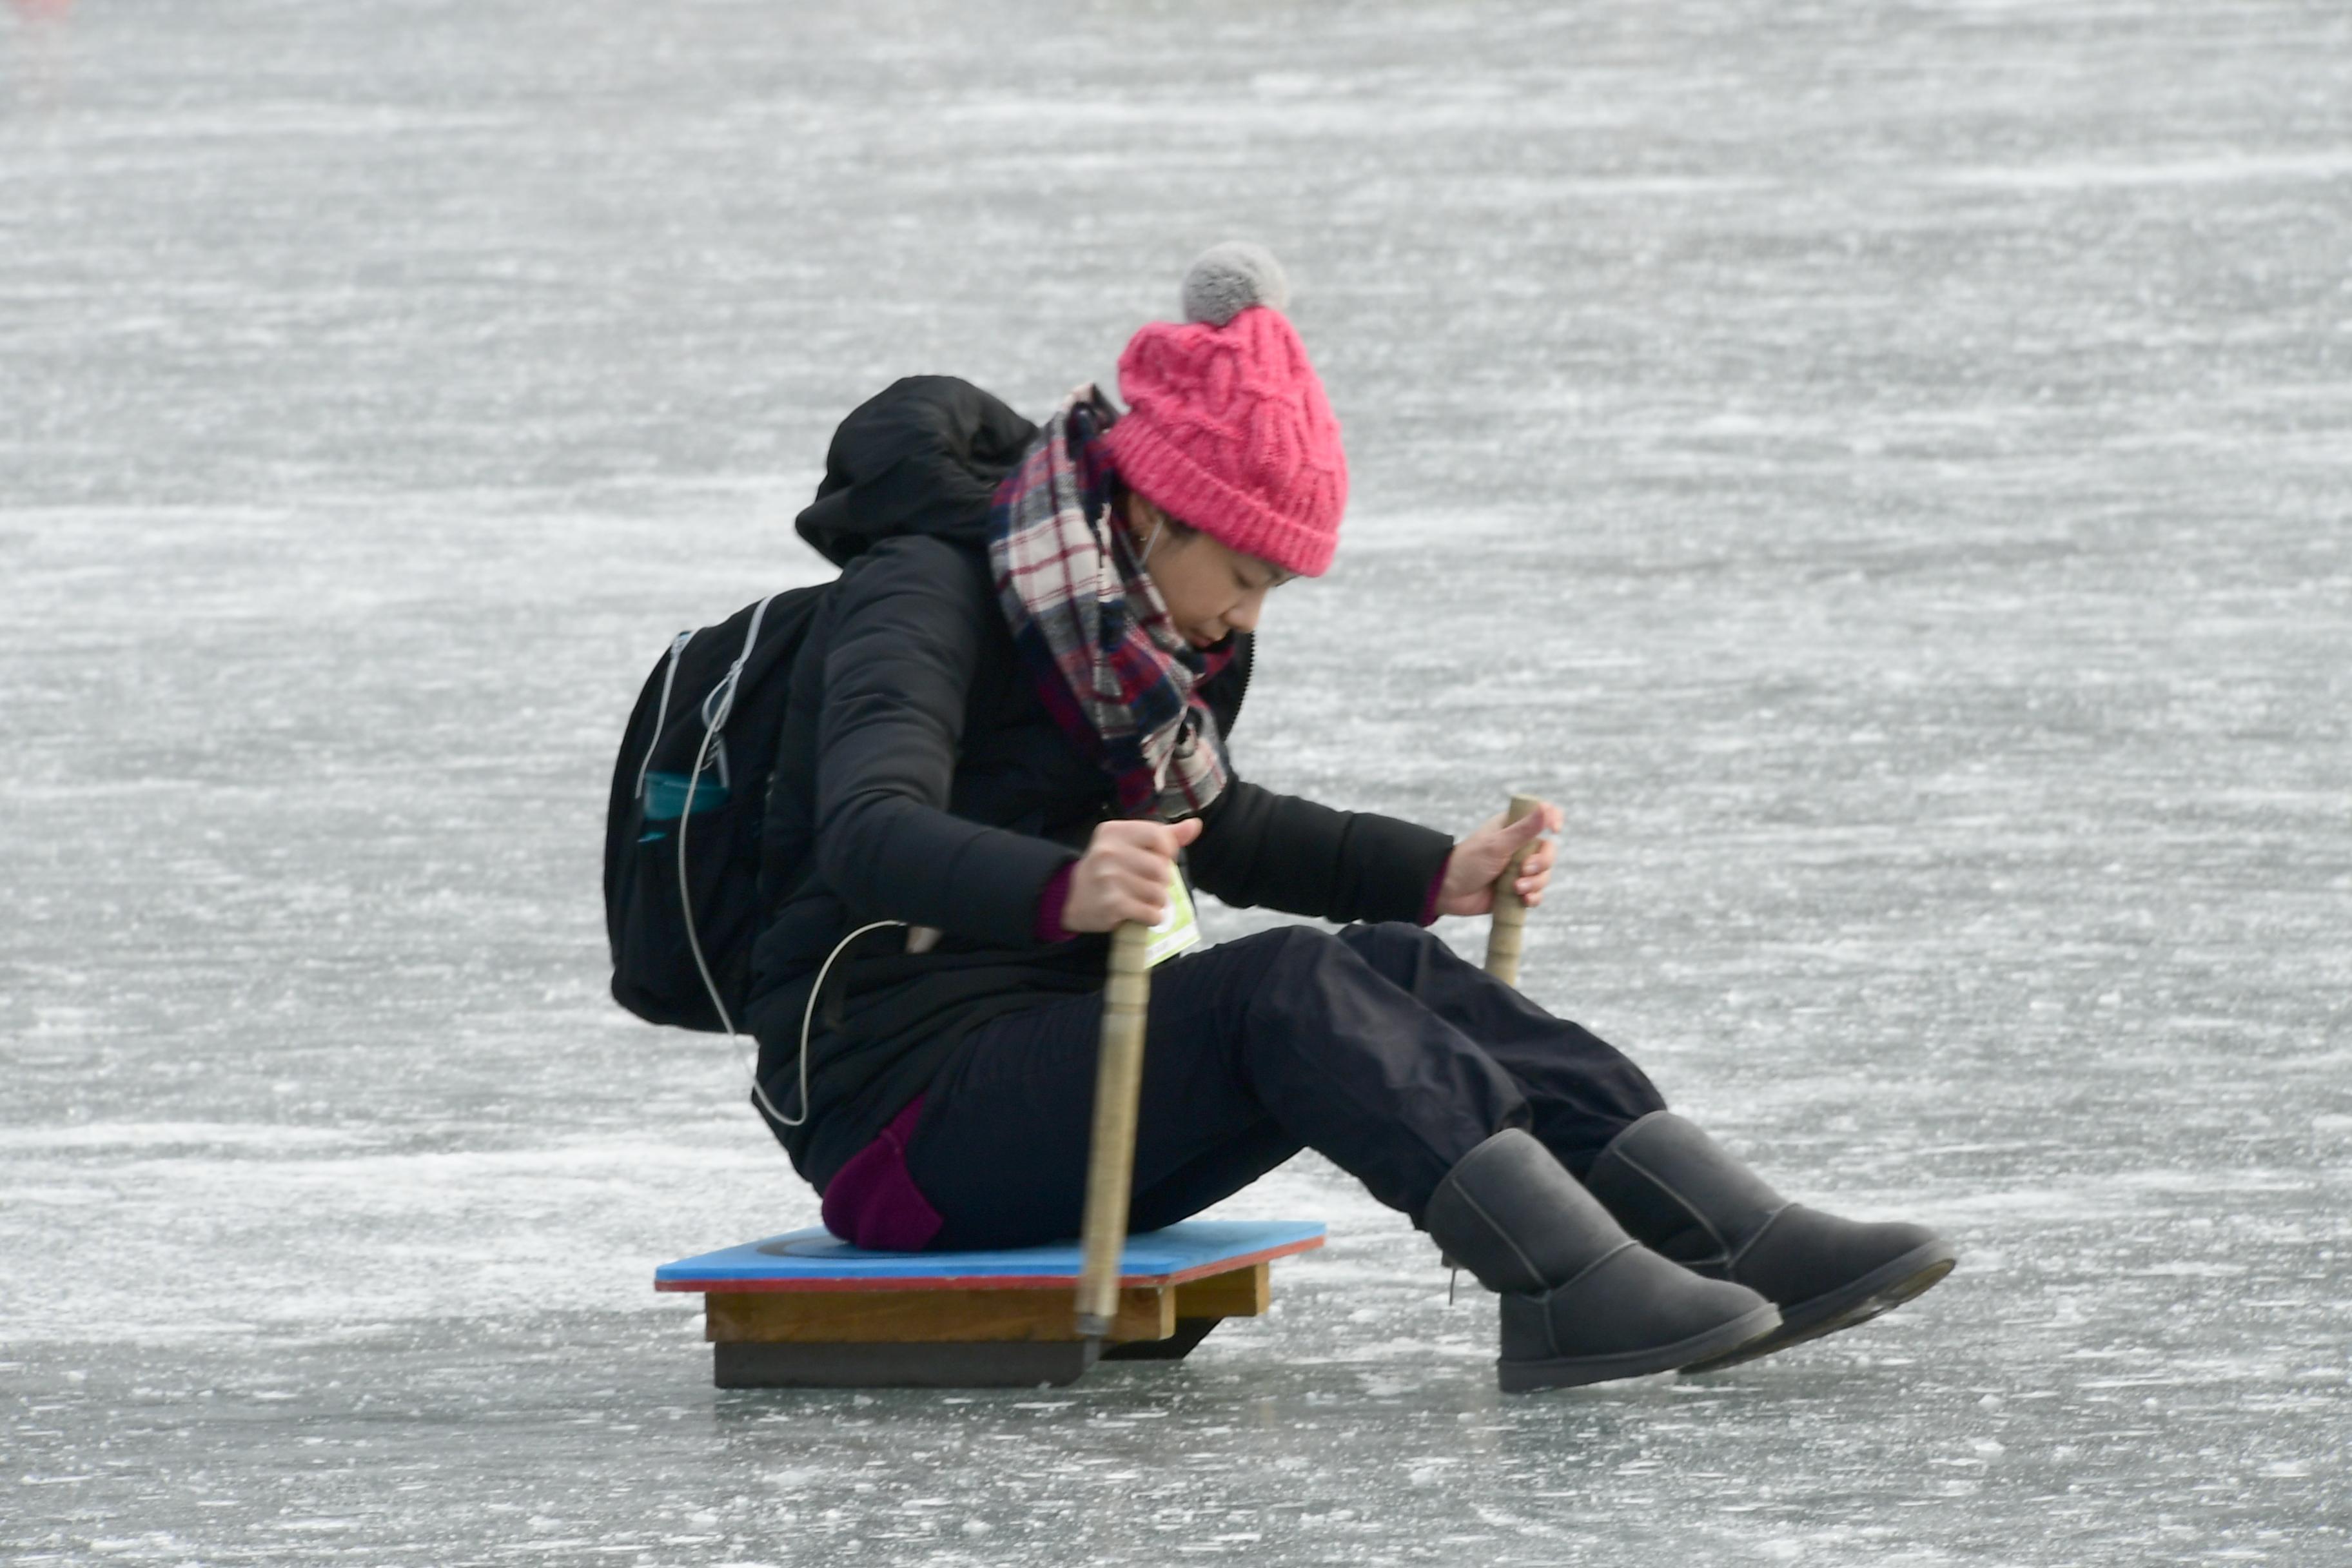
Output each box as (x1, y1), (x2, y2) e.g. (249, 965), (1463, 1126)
(1188, 780), (1455, 926)
(1418, 861), (1447, 926)
(1034, 860), (1078, 943)
(1342, 812), (1458, 925)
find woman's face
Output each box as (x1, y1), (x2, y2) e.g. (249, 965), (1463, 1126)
(1122, 492), (1292, 650)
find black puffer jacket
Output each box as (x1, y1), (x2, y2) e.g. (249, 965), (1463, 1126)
(749, 377), (1453, 1189)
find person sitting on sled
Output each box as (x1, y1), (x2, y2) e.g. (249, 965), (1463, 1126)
(744, 243), (1954, 1389)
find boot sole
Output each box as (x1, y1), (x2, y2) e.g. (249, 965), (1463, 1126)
(1497, 1302), (1781, 1393)
(1679, 1239), (1957, 1375)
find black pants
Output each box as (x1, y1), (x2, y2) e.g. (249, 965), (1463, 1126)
(902, 922), (1666, 1251)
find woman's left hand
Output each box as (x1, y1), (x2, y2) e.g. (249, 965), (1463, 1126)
(1434, 799), (1563, 918)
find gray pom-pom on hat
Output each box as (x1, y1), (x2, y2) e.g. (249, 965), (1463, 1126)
(1181, 241), (1291, 327)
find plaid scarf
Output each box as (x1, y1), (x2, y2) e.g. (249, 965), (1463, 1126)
(988, 386), (1231, 820)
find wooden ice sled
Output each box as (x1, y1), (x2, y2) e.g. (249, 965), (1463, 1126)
(654, 1219), (1325, 1388)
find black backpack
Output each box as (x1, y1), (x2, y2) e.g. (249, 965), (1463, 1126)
(602, 376), (1042, 1036)
(603, 585), (830, 1032)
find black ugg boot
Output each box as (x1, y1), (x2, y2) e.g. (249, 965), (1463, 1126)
(1424, 1128), (1780, 1391)
(1582, 1111), (1957, 1373)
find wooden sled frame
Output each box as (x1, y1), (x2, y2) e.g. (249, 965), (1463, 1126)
(658, 1220), (1324, 1388)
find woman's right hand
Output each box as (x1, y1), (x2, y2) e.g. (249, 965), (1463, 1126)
(1061, 817), (1204, 933)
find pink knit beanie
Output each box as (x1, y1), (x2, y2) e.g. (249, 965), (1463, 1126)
(1101, 243), (1348, 578)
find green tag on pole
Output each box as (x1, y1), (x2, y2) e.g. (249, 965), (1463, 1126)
(1144, 864), (1201, 968)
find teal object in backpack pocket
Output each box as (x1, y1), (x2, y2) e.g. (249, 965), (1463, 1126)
(640, 771), (732, 840)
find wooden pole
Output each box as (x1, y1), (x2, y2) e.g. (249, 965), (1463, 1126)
(1482, 792), (1544, 988)
(1075, 921), (1153, 1338)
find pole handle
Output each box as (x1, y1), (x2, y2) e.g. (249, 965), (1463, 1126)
(1075, 921), (1153, 1336)
(1482, 792), (1544, 988)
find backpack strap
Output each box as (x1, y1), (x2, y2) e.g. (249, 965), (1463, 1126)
(633, 628), (698, 802)
(700, 591), (778, 733)
(676, 592), (785, 1036)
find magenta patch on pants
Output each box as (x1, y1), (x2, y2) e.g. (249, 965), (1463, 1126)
(819, 1094), (944, 1251)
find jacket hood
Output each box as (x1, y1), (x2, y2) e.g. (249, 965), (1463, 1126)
(795, 376), (1041, 567)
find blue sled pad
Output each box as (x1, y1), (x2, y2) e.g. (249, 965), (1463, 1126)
(656, 1219), (1326, 1295)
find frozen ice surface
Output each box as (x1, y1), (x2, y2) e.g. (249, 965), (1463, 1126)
(4, 0), (2349, 1562)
